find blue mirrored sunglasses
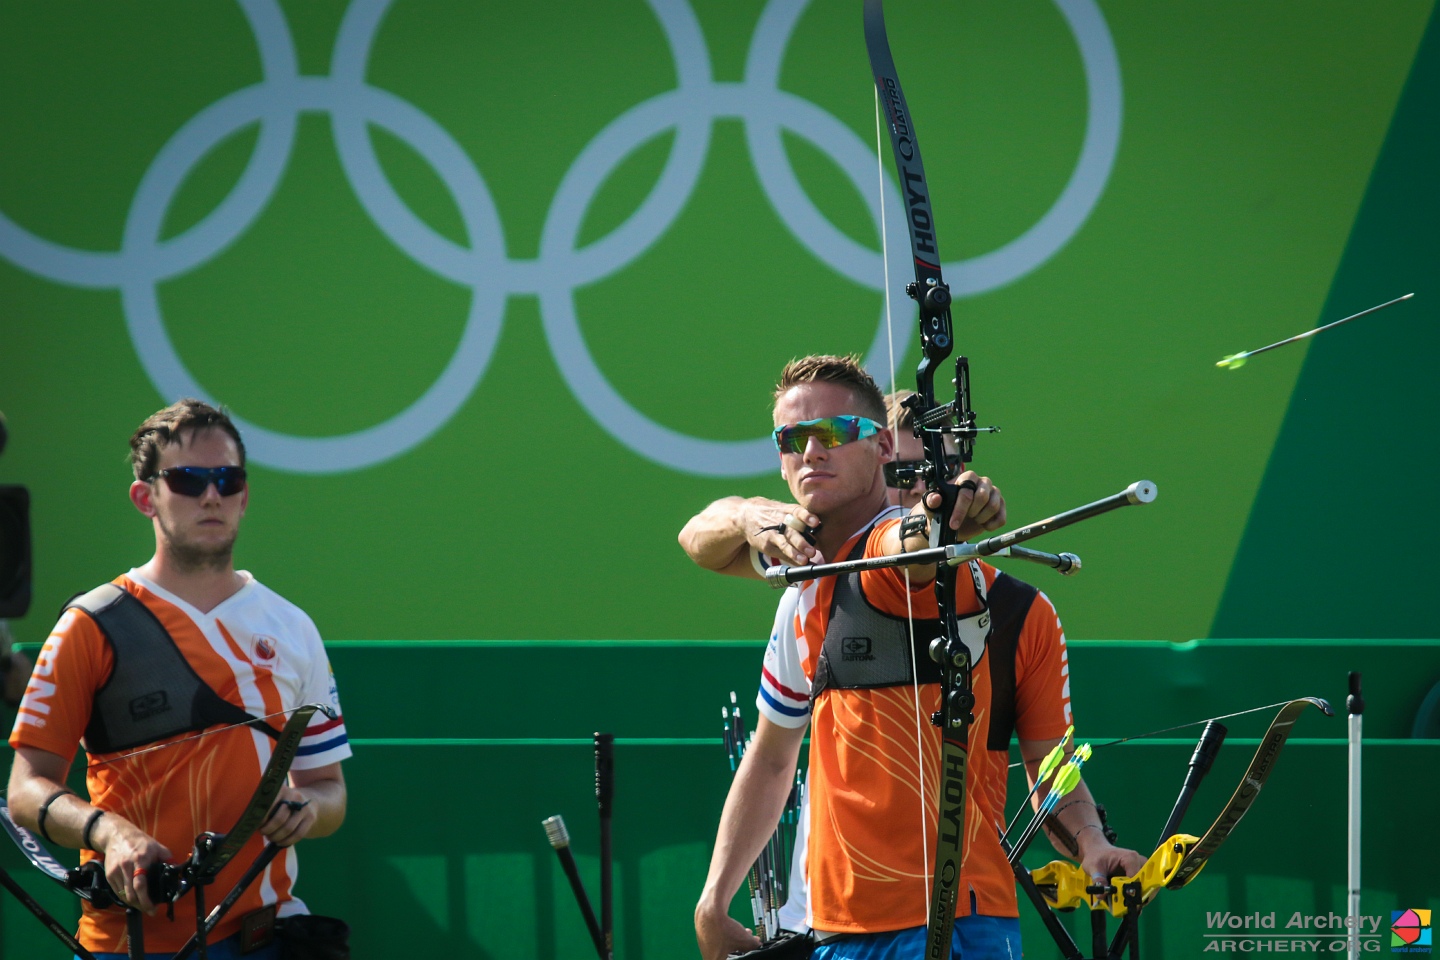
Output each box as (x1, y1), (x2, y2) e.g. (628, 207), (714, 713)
(772, 416), (881, 454)
(147, 466), (247, 497)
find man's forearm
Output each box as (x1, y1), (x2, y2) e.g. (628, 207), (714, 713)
(8, 749), (98, 849)
(679, 497), (753, 570)
(1043, 779), (1104, 857)
(9, 774), (91, 846)
(294, 777), (346, 838)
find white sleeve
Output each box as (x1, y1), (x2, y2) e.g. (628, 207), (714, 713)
(755, 589), (811, 729)
(292, 616), (352, 769)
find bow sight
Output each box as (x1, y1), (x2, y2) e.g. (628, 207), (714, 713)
(901, 356), (999, 463)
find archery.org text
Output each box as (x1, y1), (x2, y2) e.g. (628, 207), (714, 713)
(1203, 912), (1386, 953)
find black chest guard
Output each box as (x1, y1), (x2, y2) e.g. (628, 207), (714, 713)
(66, 584), (274, 755)
(811, 530), (1038, 751)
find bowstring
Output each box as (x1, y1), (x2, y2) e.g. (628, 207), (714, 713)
(875, 81), (932, 917)
(1004, 699), (1301, 769)
(86, 702), (331, 768)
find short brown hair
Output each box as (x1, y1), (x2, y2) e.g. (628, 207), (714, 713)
(884, 389), (917, 432)
(129, 399), (246, 481)
(773, 355), (886, 422)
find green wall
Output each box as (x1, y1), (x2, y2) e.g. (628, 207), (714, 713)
(2, 640), (1436, 958)
(3, 0), (1437, 643)
(1213, 4), (1440, 638)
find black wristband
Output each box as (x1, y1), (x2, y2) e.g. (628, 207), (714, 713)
(37, 788), (73, 844)
(82, 809), (106, 851)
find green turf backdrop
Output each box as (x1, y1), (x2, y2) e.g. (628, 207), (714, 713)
(1, 2), (1436, 639)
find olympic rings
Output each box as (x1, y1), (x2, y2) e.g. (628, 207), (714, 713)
(0, 0), (1121, 476)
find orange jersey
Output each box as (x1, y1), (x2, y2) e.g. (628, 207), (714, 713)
(797, 519), (1071, 933)
(9, 572), (349, 954)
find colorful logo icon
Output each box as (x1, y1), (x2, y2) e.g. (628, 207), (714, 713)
(1392, 909), (1431, 952)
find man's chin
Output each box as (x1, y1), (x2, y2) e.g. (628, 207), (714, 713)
(793, 492), (837, 519)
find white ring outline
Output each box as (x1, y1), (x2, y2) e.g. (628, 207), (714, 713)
(0, 0), (1121, 476)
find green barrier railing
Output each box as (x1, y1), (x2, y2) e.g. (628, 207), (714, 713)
(1, 640), (1435, 958)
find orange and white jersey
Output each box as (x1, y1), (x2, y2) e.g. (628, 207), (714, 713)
(9, 571), (350, 955)
(757, 516), (1072, 935)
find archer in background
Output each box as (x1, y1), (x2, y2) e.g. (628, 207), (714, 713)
(683, 356), (1144, 960)
(6, 399), (350, 959)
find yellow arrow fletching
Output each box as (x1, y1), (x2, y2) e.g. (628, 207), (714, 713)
(1036, 734), (1071, 783)
(1217, 353), (1249, 370)
(1052, 763), (1083, 798)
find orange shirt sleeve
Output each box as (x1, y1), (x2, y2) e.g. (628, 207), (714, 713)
(9, 607), (114, 765)
(1012, 590), (1073, 742)
(856, 518), (947, 617)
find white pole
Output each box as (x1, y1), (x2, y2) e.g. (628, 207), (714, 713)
(1347, 672), (1364, 960)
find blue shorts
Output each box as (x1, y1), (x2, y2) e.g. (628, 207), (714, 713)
(812, 914), (1022, 960)
(84, 931), (281, 960)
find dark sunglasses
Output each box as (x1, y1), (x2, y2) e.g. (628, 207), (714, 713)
(147, 466), (248, 497)
(772, 415), (880, 454)
(884, 455), (960, 490)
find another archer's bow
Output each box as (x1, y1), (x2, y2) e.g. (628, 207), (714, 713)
(163, 702), (325, 960)
(0, 702), (332, 960)
(1026, 698), (1332, 918)
(864, 3), (992, 956)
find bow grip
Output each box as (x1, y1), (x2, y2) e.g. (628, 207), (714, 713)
(926, 468), (963, 550)
(146, 859), (184, 904)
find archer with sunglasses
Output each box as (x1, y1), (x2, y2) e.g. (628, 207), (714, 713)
(684, 357), (1145, 960)
(7, 399), (350, 959)
(683, 356), (1014, 960)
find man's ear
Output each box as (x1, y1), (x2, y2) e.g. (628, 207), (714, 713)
(130, 479), (158, 519)
(877, 426), (896, 463)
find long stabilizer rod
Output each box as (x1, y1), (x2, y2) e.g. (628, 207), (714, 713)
(543, 815), (606, 960)
(765, 482), (1154, 586)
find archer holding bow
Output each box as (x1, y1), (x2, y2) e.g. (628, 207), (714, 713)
(6, 400), (350, 958)
(683, 356), (1144, 960)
